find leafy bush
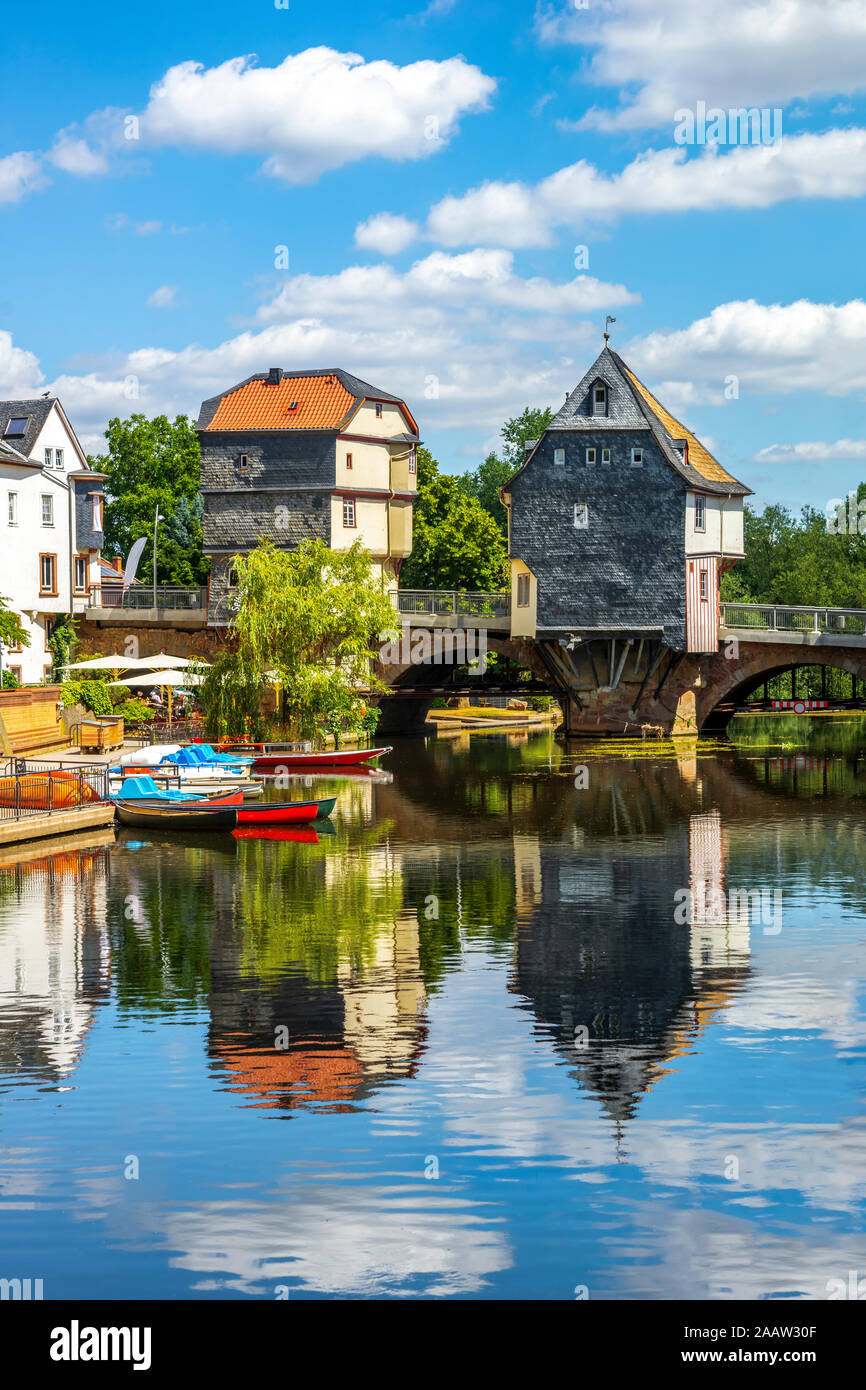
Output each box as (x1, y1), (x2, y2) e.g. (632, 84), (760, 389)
(61, 678), (115, 715)
(429, 697), (447, 709)
(1, 669), (20, 690)
(529, 696), (554, 711)
(116, 698), (153, 725)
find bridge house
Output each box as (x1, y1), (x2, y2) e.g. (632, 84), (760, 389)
(197, 368), (419, 624)
(503, 346), (751, 654)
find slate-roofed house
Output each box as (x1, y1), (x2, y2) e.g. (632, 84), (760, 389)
(0, 397), (105, 684)
(502, 346), (751, 655)
(197, 367), (419, 624)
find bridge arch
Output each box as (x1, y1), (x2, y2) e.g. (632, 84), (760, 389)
(376, 630), (559, 735)
(700, 648), (866, 732)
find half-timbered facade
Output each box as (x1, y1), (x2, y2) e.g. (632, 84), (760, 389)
(197, 368), (418, 624)
(502, 347), (751, 655)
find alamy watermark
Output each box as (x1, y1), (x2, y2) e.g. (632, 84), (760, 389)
(674, 885), (782, 935)
(674, 103), (782, 147)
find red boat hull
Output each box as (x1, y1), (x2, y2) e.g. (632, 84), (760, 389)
(249, 746), (392, 772)
(236, 799), (333, 825)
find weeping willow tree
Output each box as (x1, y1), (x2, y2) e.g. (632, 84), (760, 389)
(201, 539), (398, 740)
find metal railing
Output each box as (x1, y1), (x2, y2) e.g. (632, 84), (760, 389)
(89, 586), (207, 611)
(0, 761), (110, 821)
(392, 589), (511, 618)
(721, 603), (866, 638)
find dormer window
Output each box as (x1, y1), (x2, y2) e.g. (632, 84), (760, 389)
(592, 384), (607, 416)
(237, 453), (249, 470)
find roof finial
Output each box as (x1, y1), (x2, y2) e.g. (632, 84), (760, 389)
(604, 315), (617, 344)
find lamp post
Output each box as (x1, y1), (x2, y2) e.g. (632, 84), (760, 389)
(153, 506), (165, 611)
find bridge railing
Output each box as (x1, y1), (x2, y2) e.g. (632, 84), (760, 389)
(392, 589), (511, 619)
(88, 586), (208, 611)
(721, 603), (866, 637)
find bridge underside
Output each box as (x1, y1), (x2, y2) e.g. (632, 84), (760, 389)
(381, 630), (866, 737)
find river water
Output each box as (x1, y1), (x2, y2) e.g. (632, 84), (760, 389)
(1, 723), (865, 1300)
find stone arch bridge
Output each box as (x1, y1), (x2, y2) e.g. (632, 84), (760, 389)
(376, 595), (866, 737)
(79, 588), (866, 737)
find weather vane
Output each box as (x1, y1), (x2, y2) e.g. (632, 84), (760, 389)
(604, 315), (617, 344)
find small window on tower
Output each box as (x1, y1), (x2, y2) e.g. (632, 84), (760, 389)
(586, 448), (596, 465)
(574, 502), (589, 530)
(346, 453), (353, 470)
(602, 447), (611, 465)
(631, 447), (643, 467)
(592, 385), (606, 415)
(700, 570), (708, 601)
(553, 448), (565, 467)
(409, 451), (416, 474)
(517, 574), (530, 608)
(695, 495), (706, 531)
(343, 497), (356, 528)
(375, 404), (383, 419)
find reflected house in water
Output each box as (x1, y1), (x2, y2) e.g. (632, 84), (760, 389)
(207, 842), (427, 1111)
(509, 795), (752, 1128)
(0, 843), (112, 1084)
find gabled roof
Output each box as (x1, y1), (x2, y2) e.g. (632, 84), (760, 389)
(197, 368), (418, 436)
(508, 346), (751, 497)
(0, 399), (55, 458)
(0, 396), (91, 471)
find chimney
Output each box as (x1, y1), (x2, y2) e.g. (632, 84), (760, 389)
(113, 556), (123, 572)
(267, 367), (282, 386)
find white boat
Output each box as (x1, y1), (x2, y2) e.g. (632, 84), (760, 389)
(119, 744), (181, 767)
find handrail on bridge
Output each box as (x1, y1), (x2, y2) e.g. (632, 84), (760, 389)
(721, 602), (866, 637)
(88, 586), (207, 611)
(392, 588), (511, 618)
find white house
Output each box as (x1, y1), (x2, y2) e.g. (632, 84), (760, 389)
(0, 398), (105, 685)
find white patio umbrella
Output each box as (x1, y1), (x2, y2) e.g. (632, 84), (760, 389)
(63, 654), (146, 672)
(107, 669), (204, 687)
(135, 654), (211, 670)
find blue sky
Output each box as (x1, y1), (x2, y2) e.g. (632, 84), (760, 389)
(2, 0), (866, 513)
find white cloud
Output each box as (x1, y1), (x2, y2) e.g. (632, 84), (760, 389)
(625, 298), (866, 402)
(138, 47), (495, 183)
(0, 151), (47, 206)
(754, 438), (866, 463)
(355, 212), (420, 255)
(49, 131), (109, 176)
(147, 285), (178, 309)
(424, 128), (866, 247)
(0, 329), (43, 394)
(536, 0), (866, 132)
(255, 249), (639, 325)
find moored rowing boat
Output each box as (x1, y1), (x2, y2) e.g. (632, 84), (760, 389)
(113, 799), (239, 832)
(235, 796), (336, 825)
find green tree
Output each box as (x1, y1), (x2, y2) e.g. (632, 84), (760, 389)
(499, 405), (555, 467)
(90, 414), (209, 585)
(721, 491), (866, 607)
(0, 594), (30, 653)
(200, 538), (397, 741)
(401, 448), (508, 591)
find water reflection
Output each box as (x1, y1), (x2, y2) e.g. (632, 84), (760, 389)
(0, 731), (864, 1298)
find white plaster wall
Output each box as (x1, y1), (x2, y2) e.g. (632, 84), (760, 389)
(685, 494), (744, 557)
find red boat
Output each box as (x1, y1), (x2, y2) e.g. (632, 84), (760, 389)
(236, 796), (336, 825)
(219, 743), (392, 773)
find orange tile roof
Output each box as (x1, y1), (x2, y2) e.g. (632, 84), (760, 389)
(623, 367), (738, 485)
(204, 374), (356, 431)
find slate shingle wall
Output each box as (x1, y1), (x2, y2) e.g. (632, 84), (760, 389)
(199, 430), (336, 491)
(73, 477), (104, 550)
(510, 429), (687, 650)
(200, 430), (336, 623)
